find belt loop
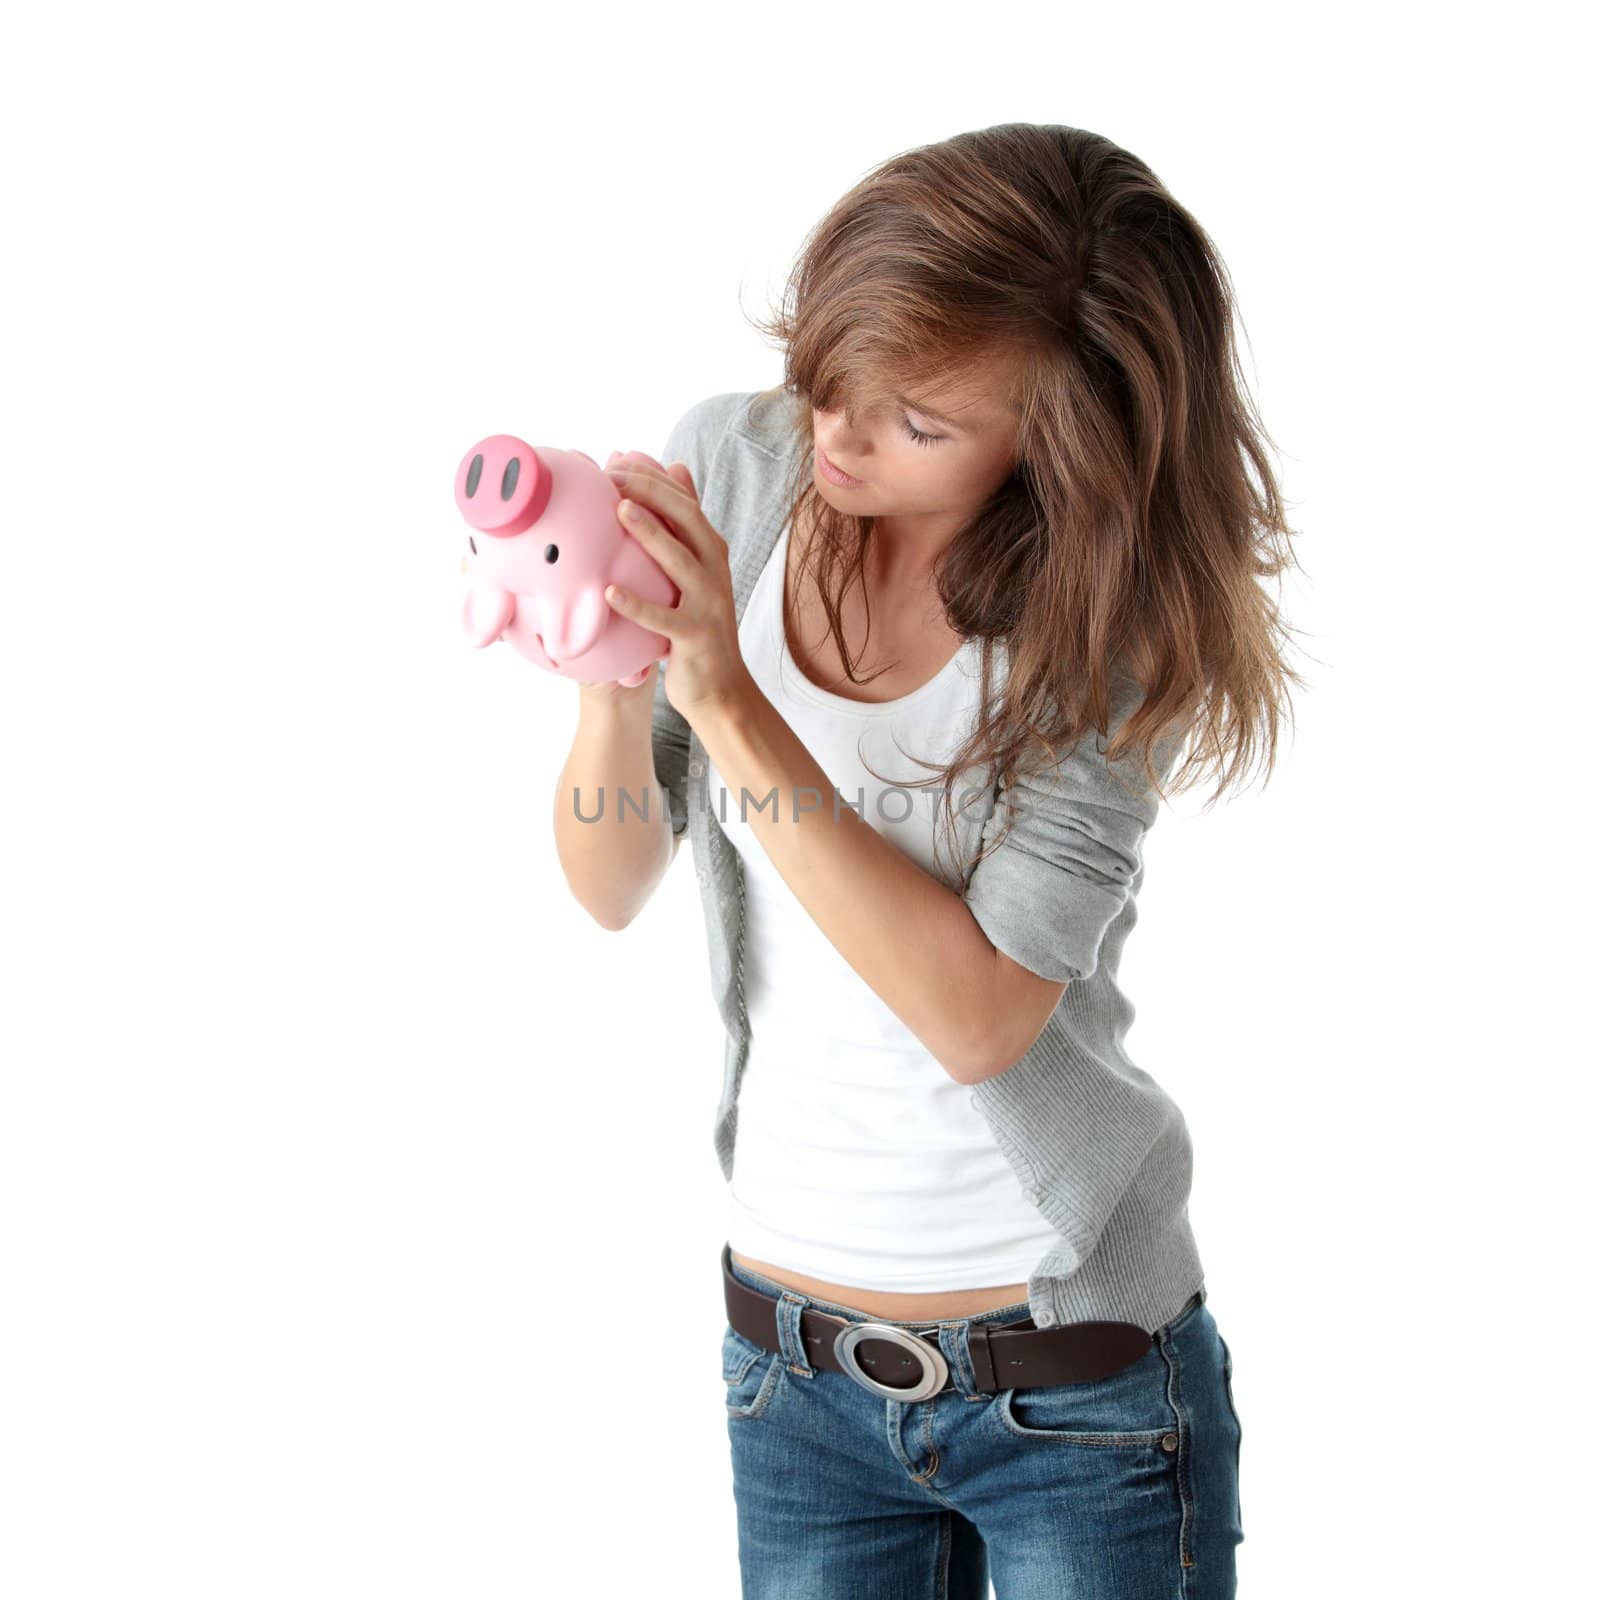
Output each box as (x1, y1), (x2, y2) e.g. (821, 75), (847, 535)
(776, 1292), (815, 1376)
(960, 1324), (998, 1401)
(943, 1320), (990, 1398)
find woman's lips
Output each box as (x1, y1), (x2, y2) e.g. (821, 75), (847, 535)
(818, 448), (866, 488)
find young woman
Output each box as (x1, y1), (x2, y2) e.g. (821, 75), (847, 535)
(558, 122), (1300, 1600)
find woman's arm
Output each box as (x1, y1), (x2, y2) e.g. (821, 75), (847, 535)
(693, 686), (1068, 1086)
(552, 437), (713, 930)
(602, 438), (1179, 1085)
(552, 677), (680, 931)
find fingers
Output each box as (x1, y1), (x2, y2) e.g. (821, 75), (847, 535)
(603, 449), (698, 503)
(614, 495), (697, 588)
(606, 448), (664, 475)
(605, 465), (715, 561)
(668, 460), (699, 501)
(603, 579), (679, 637)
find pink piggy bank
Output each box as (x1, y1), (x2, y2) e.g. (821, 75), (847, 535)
(455, 435), (679, 688)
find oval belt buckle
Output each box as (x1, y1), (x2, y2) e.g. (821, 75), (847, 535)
(834, 1322), (950, 1402)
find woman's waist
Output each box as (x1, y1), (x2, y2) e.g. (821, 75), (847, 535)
(724, 1242), (1039, 1323)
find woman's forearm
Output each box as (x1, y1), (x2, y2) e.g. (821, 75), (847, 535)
(553, 684), (677, 931)
(692, 677), (1010, 1083)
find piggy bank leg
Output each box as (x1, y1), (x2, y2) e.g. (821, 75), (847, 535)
(617, 664), (652, 688)
(462, 582), (516, 648)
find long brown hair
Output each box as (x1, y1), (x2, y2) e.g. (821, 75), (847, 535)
(744, 123), (1306, 880)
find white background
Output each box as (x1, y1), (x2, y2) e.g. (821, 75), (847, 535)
(2, 3), (1593, 1595)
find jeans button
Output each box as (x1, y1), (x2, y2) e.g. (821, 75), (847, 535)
(1160, 1432), (1179, 1452)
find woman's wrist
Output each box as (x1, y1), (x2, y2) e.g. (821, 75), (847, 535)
(576, 675), (655, 721)
(685, 666), (763, 743)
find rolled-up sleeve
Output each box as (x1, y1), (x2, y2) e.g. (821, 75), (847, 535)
(963, 691), (1185, 984)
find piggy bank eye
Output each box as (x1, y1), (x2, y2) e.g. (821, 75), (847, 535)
(543, 544), (559, 564)
(501, 458), (521, 501)
(465, 453), (483, 498)
(468, 536), (477, 555)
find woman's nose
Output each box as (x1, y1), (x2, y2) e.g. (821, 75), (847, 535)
(818, 415), (864, 450)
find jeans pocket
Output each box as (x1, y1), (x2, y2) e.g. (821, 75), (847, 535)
(723, 1324), (783, 1420)
(995, 1343), (1178, 1446)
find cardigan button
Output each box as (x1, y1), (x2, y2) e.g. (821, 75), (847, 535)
(689, 759), (704, 777)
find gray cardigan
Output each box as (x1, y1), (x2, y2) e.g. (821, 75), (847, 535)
(649, 387), (1203, 1334)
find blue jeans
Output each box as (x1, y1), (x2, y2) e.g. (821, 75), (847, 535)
(723, 1249), (1244, 1598)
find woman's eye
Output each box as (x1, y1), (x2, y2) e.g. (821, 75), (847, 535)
(901, 415), (941, 448)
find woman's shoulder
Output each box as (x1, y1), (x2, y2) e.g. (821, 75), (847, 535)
(661, 388), (807, 572)
(662, 387), (805, 484)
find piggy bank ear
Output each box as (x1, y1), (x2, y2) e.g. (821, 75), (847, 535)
(462, 580), (516, 648)
(533, 585), (608, 665)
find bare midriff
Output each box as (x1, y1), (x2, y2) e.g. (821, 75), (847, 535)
(730, 1249), (1031, 1322)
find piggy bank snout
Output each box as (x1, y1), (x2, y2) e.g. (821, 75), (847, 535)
(455, 434), (552, 537)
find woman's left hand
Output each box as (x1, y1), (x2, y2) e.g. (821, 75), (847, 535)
(603, 462), (756, 725)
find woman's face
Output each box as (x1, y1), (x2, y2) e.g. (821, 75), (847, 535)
(810, 359), (1023, 533)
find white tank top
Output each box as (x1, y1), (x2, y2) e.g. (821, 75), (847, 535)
(706, 514), (1061, 1292)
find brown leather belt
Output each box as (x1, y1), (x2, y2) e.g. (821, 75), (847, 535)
(723, 1243), (1168, 1402)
